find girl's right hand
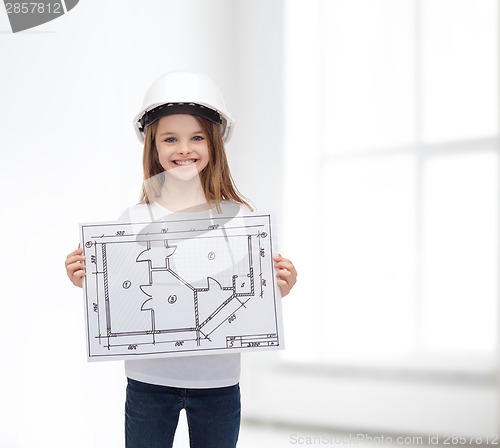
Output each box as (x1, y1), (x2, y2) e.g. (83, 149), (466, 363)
(65, 245), (86, 288)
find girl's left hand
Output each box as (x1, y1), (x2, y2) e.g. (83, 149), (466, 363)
(273, 254), (297, 298)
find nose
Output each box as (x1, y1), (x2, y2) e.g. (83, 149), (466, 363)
(177, 141), (192, 155)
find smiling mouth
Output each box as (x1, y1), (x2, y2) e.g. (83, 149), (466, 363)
(173, 159), (197, 166)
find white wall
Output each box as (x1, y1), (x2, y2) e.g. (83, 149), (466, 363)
(229, 0), (285, 214)
(0, 1), (284, 447)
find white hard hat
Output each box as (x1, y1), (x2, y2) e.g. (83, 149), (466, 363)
(133, 71), (235, 143)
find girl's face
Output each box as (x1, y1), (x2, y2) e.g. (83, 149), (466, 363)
(155, 114), (209, 181)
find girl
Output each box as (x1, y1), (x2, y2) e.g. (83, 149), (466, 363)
(65, 71), (297, 448)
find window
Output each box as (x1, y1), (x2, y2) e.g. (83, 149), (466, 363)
(283, 0), (498, 368)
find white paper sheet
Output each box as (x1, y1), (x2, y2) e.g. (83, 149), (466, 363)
(80, 212), (284, 361)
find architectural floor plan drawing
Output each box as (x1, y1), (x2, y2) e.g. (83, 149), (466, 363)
(80, 212), (283, 361)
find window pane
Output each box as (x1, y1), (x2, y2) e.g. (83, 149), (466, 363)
(320, 154), (417, 362)
(323, 0), (416, 153)
(421, 151), (498, 353)
(422, 0), (498, 143)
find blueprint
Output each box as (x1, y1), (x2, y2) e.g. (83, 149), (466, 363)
(80, 212), (284, 361)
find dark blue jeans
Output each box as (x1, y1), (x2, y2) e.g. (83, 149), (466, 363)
(125, 378), (241, 448)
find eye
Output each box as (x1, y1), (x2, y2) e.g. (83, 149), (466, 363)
(192, 135), (204, 141)
(164, 137), (177, 143)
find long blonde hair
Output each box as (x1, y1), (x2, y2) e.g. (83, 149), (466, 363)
(140, 115), (253, 213)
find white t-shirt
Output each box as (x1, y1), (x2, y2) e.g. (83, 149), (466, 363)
(118, 200), (244, 388)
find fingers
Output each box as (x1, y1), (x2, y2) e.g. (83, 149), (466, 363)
(66, 246), (83, 260)
(65, 246), (86, 288)
(273, 254), (297, 298)
(273, 255), (297, 276)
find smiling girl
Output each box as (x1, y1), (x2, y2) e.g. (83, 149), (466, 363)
(65, 71), (297, 448)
